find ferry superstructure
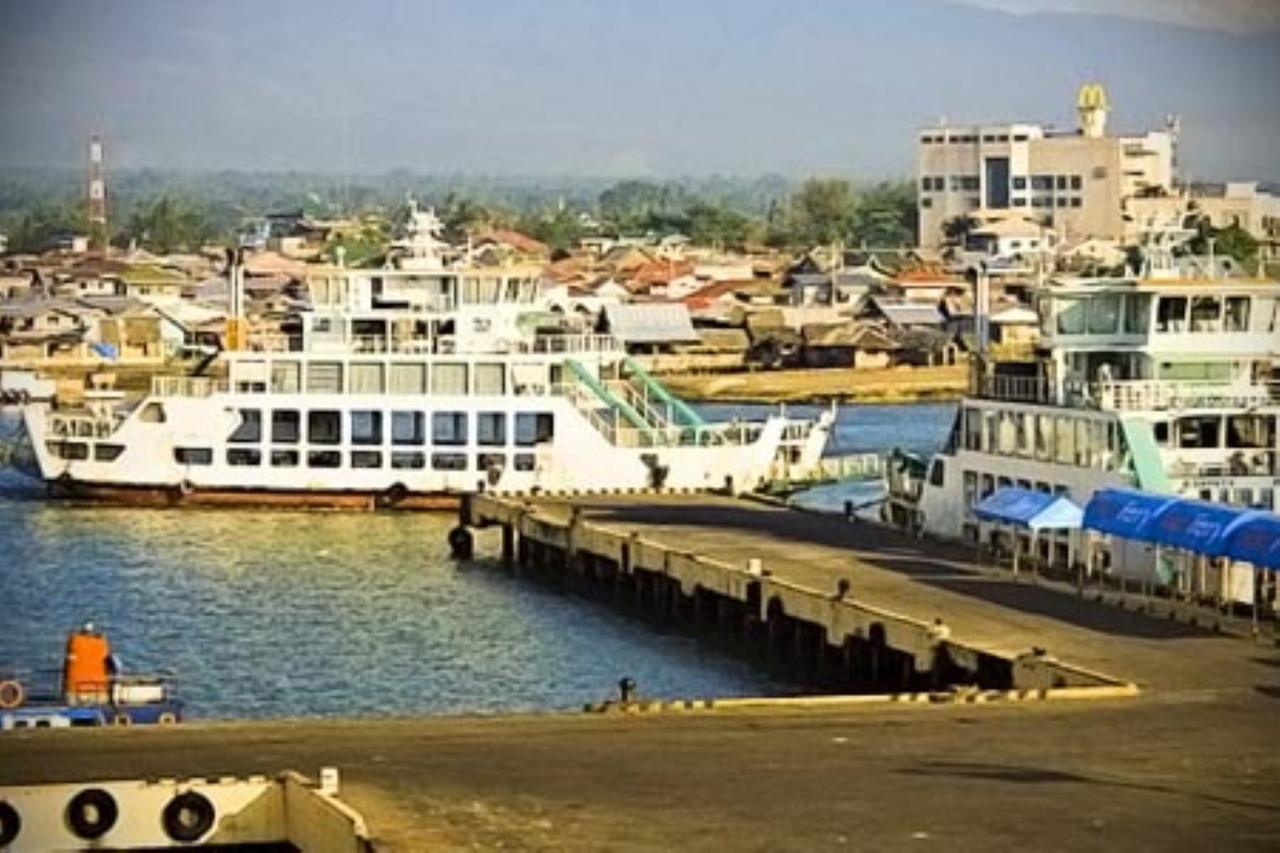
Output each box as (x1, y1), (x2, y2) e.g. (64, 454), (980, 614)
(886, 218), (1279, 581)
(16, 205), (831, 507)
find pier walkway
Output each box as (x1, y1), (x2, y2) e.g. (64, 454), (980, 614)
(464, 493), (1275, 696)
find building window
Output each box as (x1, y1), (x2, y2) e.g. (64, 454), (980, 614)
(1012, 176), (1026, 190)
(1031, 175), (1053, 190)
(1012, 198), (1026, 207)
(350, 410), (383, 445)
(271, 449), (299, 467)
(227, 448), (261, 466)
(515, 413), (554, 446)
(174, 447), (212, 466)
(997, 134), (1009, 142)
(432, 412), (468, 446)
(1056, 176), (1068, 190)
(477, 412), (506, 446)
(514, 453), (536, 472)
(272, 410), (300, 443)
(982, 134), (995, 143)
(921, 198), (932, 209)
(228, 409), (262, 443)
(1070, 175), (1082, 190)
(308, 410), (341, 445)
(94, 443), (125, 462)
(391, 411), (426, 445)
(1013, 134), (1029, 142)
(1070, 198), (1082, 208)
(1056, 197), (1069, 207)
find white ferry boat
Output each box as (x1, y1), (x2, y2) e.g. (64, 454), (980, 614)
(14, 205), (831, 507)
(885, 216), (1280, 582)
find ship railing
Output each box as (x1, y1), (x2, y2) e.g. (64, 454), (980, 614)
(977, 374), (1054, 404)
(1168, 451), (1277, 479)
(150, 376), (227, 398)
(307, 333), (624, 356)
(1084, 379), (1280, 412)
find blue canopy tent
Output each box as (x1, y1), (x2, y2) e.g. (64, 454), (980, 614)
(974, 487), (1082, 579)
(1084, 489), (1280, 617)
(974, 487), (1083, 531)
(1221, 513), (1280, 571)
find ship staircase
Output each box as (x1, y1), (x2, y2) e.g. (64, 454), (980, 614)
(562, 358), (719, 448)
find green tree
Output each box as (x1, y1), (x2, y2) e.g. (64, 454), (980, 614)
(598, 180), (687, 232)
(788, 178), (855, 248)
(520, 207), (584, 253)
(850, 180), (916, 248)
(1188, 217), (1258, 265)
(684, 201), (753, 248)
(124, 195), (212, 253)
(8, 201), (83, 252)
(941, 213), (980, 246)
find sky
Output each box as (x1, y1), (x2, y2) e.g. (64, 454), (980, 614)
(0, 0), (1277, 180)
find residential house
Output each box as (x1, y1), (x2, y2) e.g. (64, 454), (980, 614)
(599, 303), (699, 354)
(859, 296), (946, 333)
(801, 322), (898, 369)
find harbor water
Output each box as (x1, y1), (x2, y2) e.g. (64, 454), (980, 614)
(0, 402), (954, 720)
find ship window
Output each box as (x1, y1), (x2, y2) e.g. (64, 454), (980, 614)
(307, 450), (341, 468)
(431, 452), (468, 471)
(1156, 297), (1188, 332)
(174, 447), (212, 466)
(477, 452), (505, 472)
(515, 413), (554, 446)
(350, 363), (385, 394)
(1015, 413), (1032, 457)
(963, 471), (977, 508)
(474, 363), (506, 395)
(1016, 478), (1032, 491)
(514, 453), (536, 472)
(1122, 294), (1150, 334)
(228, 409), (262, 443)
(391, 451), (425, 469)
(392, 411), (426, 445)
(48, 441), (89, 460)
(432, 412), (468, 446)
(351, 451), (382, 468)
(139, 402), (166, 424)
(350, 410), (383, 445)
(1153, 422), (1170, 445)
(1086, 294), (1121, 334)
(1223, 296), (1250, 332)
(980, 473), (994, 498)
(1177, 416), (1221, 449)
(271, 362), (300, 393)
(928, 459), (945, 487)
(271, 450), (299, 467)
(94, 443), (124, 462)
(997, 476), (1011, 490)
(963, 408), (982, 451)
(227, 448), (261, 466)
(477, 412), (506, 446)
(389, 363), (426, 394)
(272, 410), (300, 443)
(432, 363), (468, 396)
(308, 410), (342, 445)
(306, 361), (343, 393)
(1189, 297), (1221, 332)
(1226, 415), (1274, 449)
(1055, 298), (1086, 335)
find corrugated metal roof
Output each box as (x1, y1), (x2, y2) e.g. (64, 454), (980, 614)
(871, 297), (943, 327)
(603, 303), (698, 344)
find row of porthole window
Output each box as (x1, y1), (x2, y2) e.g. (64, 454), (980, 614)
(175, 447), (536, 472)
(228, 409), (555, 448)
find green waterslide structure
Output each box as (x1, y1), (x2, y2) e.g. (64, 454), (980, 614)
(565, 359), (660, 444)
(622, 357), (706, 428)
(1120, 417), (1173, 493)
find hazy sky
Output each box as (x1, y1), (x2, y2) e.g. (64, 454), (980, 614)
(1, 0), (1277, 179)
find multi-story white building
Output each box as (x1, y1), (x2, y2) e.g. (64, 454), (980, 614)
(917, 85), (1175, 249)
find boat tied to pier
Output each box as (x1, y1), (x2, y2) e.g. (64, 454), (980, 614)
(885, 211), (1280, 602)
(11, 203), (832, 507)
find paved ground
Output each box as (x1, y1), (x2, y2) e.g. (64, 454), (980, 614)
(5, 495), (1279, 850)
(3, 695), (1279, 851)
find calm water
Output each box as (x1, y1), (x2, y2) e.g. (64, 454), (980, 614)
(0, 402), (953, 719)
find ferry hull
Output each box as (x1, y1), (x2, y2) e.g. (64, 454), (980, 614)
(43, 478), (463, 511)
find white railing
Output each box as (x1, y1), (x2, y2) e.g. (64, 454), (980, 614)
(305, 333), (624, 357)
(151, 376), (227, 398)
(48, 412), (117, 439)
(978, 374), (1053, 404)
(1086, 379), (1280, 412)
(1168, 451), (1277, 479)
